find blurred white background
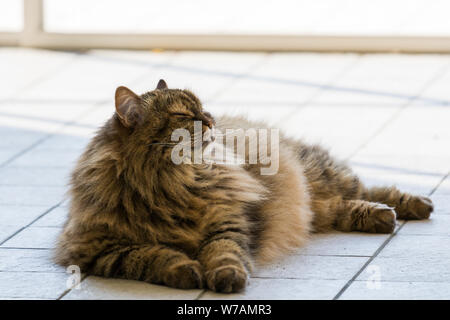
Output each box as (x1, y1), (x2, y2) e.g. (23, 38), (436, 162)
(2, 0), (450, 35)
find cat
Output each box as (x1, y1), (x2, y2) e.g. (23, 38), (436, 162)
(55, 79), (433, 293)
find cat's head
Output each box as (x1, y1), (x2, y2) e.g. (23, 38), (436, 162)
(114, 79), (215, 153)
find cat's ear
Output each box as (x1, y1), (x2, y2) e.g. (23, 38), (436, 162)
(156, 79), (168, 90)
(115, 86), (144, 128)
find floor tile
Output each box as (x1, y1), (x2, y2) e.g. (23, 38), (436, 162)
(315, 54), (447, 105)
(0, 225), (20, 244)
(0, 205), (50, 227)
(20, 52), (156, 102)
(0, 186), (65, 206)
(62, 276), (202, 300)
(356, 255), (450, 282)
(5, 149), (81, 168)
(430, 195), (450, 214)
(434, 178), (450, 195)
(1, 227), (62, 249)
(340, 280), (450, 300)
(253, 255), (368, 280)
(376, 235), (450, 259)
(33, 207), (68, 228)
(0, 48), (76, 100)
(400, 215), (450, 236)
(351, 163), (441, 195)
(0, 272), (68, 299)
(281, 104), (401, 159)
(0, 248), (64, 273)
(0, 167), (71, 186)
(0, 126), (48, 150)
(201, 278), (346, 300)
(294, 232), (389, 257)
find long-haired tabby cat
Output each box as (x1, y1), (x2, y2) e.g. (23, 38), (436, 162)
(55, 80), (433, 293)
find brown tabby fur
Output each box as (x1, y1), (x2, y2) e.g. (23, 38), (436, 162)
(55, 80), (434, 293)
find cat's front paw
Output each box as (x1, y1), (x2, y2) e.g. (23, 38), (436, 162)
(400, 195), (434, 220)
(365, 204), (396, 234)
(164, 261), (204, 289)
(205, 265), (248, 293)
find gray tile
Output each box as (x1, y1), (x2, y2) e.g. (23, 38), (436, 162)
(0, 248), (64, 273)
(434, 180), (450, 195)
(356, 255), (450, 282)
(352, 165), (441, 195)
(33, 133), (91, 151)
(33, 207), (68, 227)
(377, 235), (450, 259)
(0, 126), (47, 149)
(0, 148), (23, 164)
(201, 278), (346, 300)
(0, 272), (68, 299)
(294, 232), (389, 257)
(0, 186), (65, 206)
(253, 255), (368, 280)
(430, 195), (450, 214)
(0, 225), (20, 243)
(0, 167), (71, 186)
(1, 227), (62, 249)
(0, 205), (50, 227)
(340, 280), (450, 300)
(62, 276), (202, 300)
(400, 215), (450, 236)
(6, 149), (81, 168)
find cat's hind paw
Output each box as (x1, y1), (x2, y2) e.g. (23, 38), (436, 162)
(398, 195), (433, 220)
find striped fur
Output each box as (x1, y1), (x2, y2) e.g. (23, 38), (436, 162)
(55, 83), (433, 293)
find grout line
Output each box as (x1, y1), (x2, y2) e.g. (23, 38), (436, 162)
(332, 220), (407, 300)
(84, 51), (450, 106)
(0, 202), (62, 246)
(205, 53), (272, 104)
(347, 61), (450, 160)
(428, 171), (450, 195)
(274, 54), (363, 126)
(56, 274), (89, 300)
(0, 135), (53, 168)
(195, 290), (207, 300)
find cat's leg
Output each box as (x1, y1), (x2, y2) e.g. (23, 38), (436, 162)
(197, 231), (252, 293)
(311, 197), (396, 233)
(58, 238), (204, 289)
(361, 186), (433, 220)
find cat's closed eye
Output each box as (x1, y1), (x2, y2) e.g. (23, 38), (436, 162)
(171, 112), (193, 118)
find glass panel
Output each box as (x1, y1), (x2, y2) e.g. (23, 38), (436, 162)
(0, 0), (23, 32)
(44, 0), (450, 36)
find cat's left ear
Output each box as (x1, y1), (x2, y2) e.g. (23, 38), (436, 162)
(156, 79), (168, 90)
(115, 86), (144, 128)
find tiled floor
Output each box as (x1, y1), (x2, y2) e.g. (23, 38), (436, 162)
(0, 48), (449, 300)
